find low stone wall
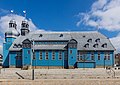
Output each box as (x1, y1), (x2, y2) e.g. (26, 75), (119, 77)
(32, 66), (64, 69)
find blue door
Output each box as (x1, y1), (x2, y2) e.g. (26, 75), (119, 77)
(64, 51), (68, 69)
(16, 56), (22, 68)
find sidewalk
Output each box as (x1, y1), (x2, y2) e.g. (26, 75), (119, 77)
(0, 79), (120, 85)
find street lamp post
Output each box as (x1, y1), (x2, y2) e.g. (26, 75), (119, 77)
(104, 58), (105, 69)
(32, 39), (34, 80)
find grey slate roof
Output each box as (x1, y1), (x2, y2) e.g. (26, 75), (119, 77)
(34, 45), (66, 50)
(9, 30), (115, 51)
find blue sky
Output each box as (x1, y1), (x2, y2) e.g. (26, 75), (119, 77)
(0, 0), (96, 30)
(0, 0), (120, 53)
(0, 0), (118, 37)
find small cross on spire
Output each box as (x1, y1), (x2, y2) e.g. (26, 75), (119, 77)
(23, 10), (26, 18)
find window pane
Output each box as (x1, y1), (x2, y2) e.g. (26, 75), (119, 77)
(52, 51), (55, 60)
(98, 56), (100, 60)
(59, 51), (62, 60)
(33, 52), (36, 59)
(45, 51), (48, 60)
(91, 52), (94, 60)
(98, 52), (100, 60)
(40, 51), (42, 60)
(28, 50), (30, 54)
(108, 56), (110, 60)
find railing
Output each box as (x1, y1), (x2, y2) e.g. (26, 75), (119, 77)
(15, 72), (24, 79)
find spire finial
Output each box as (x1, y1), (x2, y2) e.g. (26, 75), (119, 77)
(23, 10), (26, 19)
(10, 10), (14, 14)
(10, 10), (15, 20)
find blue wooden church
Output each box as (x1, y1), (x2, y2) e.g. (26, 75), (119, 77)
(3, 18), (115, 69)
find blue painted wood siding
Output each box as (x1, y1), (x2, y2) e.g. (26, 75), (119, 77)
(32, 50), (64, 67)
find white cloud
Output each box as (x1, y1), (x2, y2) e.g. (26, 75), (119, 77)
(77, 0), (120, 31)
(0, 14), (38, 34)
(110, 34), (120, 53)
(77, 0), (120, 53)
(0, 44), (2, 54)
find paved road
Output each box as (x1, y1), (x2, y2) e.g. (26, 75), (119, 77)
(0, 79), (120, 85)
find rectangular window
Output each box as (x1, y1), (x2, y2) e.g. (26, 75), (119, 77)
(45, 51), (48, 60)
(91, 52), (94, 60)
(108, 56), (110, 60)
(28, 50), (30, 54)
(98, 52), (100, 60)
(40, 51), (42, 60)
(104, 56), (107, 60)
(80, 56), (82, 60)
(52, 51), (55, 60)
(77, 56), (79, 61)
(104, 52), (110, 60)
(98, 56), (100, 60)
(77, 52), (83, 61)
(77, 52), (79, 61)
(80, 52), (83, 61)
(59, 51), (62, 60)
(33, 52), (36, 59)
(108, 52), (110, 60)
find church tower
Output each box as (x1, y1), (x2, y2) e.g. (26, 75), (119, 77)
(3, 19), (19, 67)
(21, 20), (29, 36)
(5, 19), (20, 42)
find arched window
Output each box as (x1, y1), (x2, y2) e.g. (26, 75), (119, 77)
(68, 39), (77, 48)
(22, 39), (31, 48)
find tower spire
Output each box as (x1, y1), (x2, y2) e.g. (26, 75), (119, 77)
(10, 10), (14, 14)
(21, 10), (30, 36)
(10, 10), (14, 20)
(23, 10), (26, 19)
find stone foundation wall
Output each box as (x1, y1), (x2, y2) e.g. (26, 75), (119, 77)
(32, 66), (64, 69)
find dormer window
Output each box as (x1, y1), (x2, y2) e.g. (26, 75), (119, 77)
(93, 43), (98, 48)
(87, 39), (92, 43)
(59, 34), (63, 37)
(13, 44), (17, 48)
(22, 39), (31, 48)
(39, 34), (43, 37)
(18, 44), (22, 48)
(95, 38), (100, 43)
(102, 43), (107, 48)
(83, 35), (85, 38)
(84, 43), (89, 48)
